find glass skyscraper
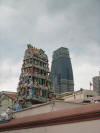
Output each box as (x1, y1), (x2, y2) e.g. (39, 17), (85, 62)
(50, 47), (74, 94)
(93, 76), (100, 96)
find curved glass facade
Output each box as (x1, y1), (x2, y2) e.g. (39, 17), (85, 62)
(50, 47), (74, 94)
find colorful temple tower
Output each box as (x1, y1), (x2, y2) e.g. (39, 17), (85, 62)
(17, 44), (52, 108)
(50, 47), (74, 94)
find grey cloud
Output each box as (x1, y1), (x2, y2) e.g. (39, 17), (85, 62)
(0, 0), (100, 91)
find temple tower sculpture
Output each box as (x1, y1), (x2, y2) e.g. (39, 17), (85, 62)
(17, 44), (52, 108)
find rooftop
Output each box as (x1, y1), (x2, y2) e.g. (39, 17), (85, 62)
(0, 103), (100, 132)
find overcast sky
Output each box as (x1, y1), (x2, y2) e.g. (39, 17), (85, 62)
(0, 0), (100, 92)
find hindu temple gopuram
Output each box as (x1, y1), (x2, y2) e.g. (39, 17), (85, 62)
(17, 44), (52, 108)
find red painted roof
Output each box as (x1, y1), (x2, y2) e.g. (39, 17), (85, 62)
(7, 94), (16, 100)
